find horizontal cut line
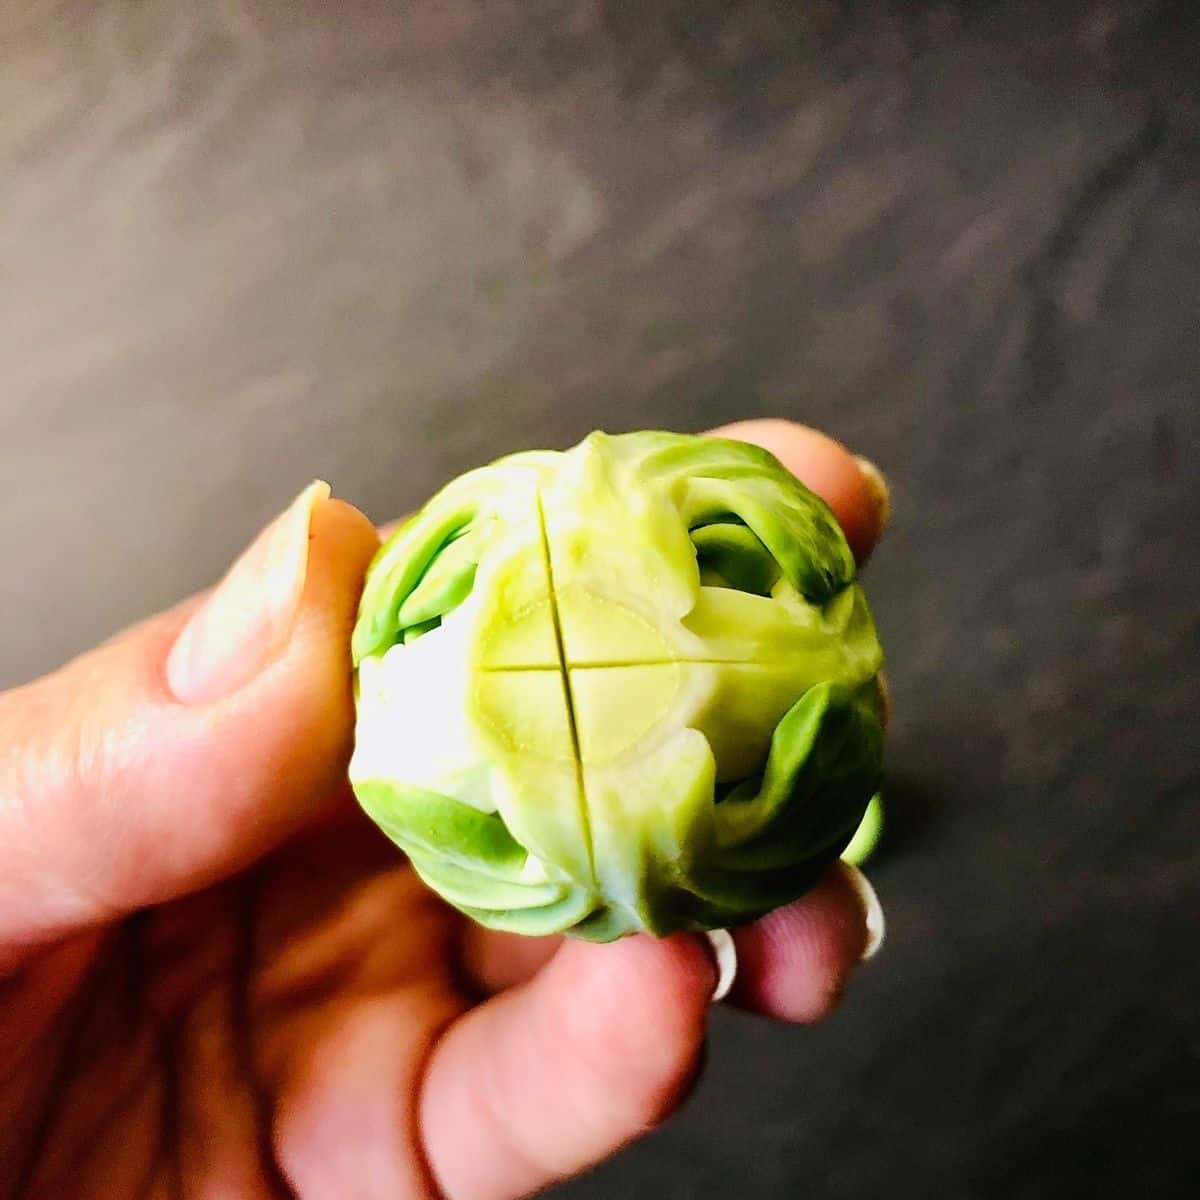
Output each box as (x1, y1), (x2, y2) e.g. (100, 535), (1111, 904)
(479, 659), (800, 671)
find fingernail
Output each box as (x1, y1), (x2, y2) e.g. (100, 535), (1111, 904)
(703, 928), (738, 1002)
(167, 481), (331, 704)
(854, 456), (891, 535)
(841, 863), (886, 961)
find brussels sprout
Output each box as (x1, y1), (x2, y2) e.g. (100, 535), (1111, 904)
(350, 430), (886, 941)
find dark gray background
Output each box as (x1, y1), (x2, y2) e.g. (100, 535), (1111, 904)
(3, 1), (1197, 1196)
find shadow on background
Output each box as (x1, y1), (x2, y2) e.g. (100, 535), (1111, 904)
(870, 772), (950, 867)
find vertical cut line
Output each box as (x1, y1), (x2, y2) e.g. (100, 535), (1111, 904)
(535, 491), (596, 884)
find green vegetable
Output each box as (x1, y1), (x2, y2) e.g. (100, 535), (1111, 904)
(841, 793), (884, 867)
(350, 431), (886, 941)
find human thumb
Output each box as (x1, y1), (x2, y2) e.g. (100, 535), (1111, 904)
(0, 482), (379, 969)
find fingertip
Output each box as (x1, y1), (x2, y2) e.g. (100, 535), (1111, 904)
(704, 928), (738, 1003)
(838, 862), (886, 961)
(852, 455), (891, 543)
(289, 494), (380, 693)
(307, 495), (382, 582)
(728, 864), (878, 1023)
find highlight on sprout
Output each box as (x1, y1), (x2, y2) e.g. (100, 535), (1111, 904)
(349, 430), (887, 941)
(841, 793), (884, 867)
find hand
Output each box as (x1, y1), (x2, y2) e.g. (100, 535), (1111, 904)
(0, 420), (889, 1200)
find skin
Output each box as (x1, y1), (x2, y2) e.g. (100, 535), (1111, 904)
(0, 420), (886, 1200)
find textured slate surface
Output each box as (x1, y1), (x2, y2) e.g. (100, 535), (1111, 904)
(2, 1), (1197, 1196)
